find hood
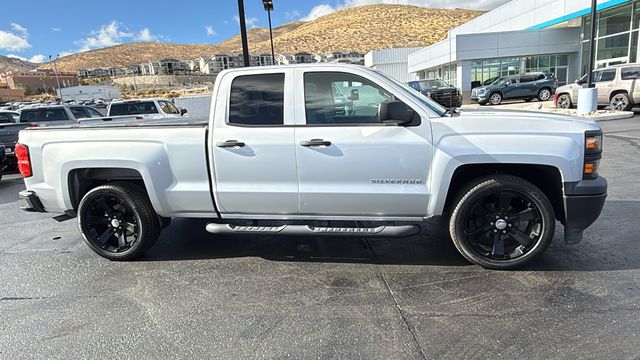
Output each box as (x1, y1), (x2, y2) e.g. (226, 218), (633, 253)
(556, 82), (579, 93)
(434, 108), (600, 135)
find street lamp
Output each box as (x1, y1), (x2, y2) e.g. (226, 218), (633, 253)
(262, 0), (276, 65)
(237, 0), (251, 67)
(49, 54), (63, 102)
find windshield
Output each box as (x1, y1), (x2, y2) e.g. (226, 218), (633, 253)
(375, 70), (447, 116)
(413, 80), (448, 90)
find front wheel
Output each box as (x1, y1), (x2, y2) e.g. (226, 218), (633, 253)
(537, 88), (552, 101)
(489, 92), (502, 105)
(557, 94), (572, 109)
(78, 183), (161, 260)
(449, 175), (555, 269)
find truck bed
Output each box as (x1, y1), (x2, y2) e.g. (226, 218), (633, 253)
(26, 116), (210, 131)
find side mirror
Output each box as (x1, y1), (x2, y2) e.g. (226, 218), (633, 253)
(180, 108), (188, 116)
(378, 100), (415, 124)
(348, 89), (359, 101)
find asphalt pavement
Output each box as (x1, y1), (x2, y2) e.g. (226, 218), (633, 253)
(1, 116), (640, 359)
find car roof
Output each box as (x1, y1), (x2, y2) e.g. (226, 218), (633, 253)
(110, 98), (164, 104)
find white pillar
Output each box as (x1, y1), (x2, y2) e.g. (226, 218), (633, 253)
(577, 87), (598, 115)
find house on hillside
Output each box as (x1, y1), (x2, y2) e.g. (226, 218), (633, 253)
(326, 51), (365, 65)
(293, 52), (321, 64)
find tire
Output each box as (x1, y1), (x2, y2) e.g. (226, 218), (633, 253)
(610, 92), (632, 111)
(78, 182), (161, 260)
(449, 175), (555, 270)
(489, 92), (502, 105)
(557, 94), (572, 109)
(537, 88), (552, 101)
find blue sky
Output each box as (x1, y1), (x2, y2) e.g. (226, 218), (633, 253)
(0, 0), (508, 63)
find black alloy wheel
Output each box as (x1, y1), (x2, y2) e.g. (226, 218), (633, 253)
(449, 175), (555, 269)
(78, 183), (160, 260)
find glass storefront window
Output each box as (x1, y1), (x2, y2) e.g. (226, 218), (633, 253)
(598, 4), (632, 37)
(596, 32), (630, 60)
(631, 32), (639, 63)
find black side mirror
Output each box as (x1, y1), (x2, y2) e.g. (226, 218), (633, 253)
(348, 89), (359, 101)
(180, 108), (188, 116)
(378, 100), (414, 124)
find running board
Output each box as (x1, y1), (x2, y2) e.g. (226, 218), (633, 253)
(205, 223), (420, 237)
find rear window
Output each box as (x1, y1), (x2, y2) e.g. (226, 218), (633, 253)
(228, 73), (284, 126)
(109, 102), (159, 116)
(69, 107), (89, 119)
(621, 66), (640, 80)
(0, 113), (12, 124)
(19, 108), (70, 122)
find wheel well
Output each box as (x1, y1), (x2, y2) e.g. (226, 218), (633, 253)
(609, 90), (629, 101)
(68, 168), (146, 210)
(443, 164), (565, 221)
(539, 86), (551, 93)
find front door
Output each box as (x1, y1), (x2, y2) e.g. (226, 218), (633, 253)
(211, 70), (299, 216)
(294, 70), (432, 217)
(593, 69), (617, 104)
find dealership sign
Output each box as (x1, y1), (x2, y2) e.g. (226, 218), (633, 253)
(1, 71), (77, 79)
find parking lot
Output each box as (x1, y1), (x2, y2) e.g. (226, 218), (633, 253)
(0, 116), (638, 359)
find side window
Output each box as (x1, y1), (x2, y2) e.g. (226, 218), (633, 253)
(20, 110), (38, 122)
(228, 73), (284, 126)
(0, 113), (11, 124)
(11, 113), (19, 122)
(519, 75), (534, 83)
(536, 74), (546, 81)
(159, 101), (180, 115)
(304, 72), (398, 125)
(69, 107), (89, 119)
(597, 70), (616, 82)
(621, 66), (640, 80)
(42, 108), (69, 121)
(85, 107), (104, 118)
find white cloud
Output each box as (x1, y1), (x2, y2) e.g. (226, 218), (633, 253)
(205, 25), (217, 36)
(285, 10), (301, 20)
(300, 0), (510, 20)
(52, 27), (62, 32)
(10, 23), (28, 36)
(6, 54), (26, 61)
(233, 15), (259, 29)
(28, 54), (47, 63)
(0, 23), (31, 51)
(136, 28), (156, 41)
(76, 21), (160, 51)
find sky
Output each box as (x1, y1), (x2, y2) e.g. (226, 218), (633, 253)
(0, 0), (510, 63)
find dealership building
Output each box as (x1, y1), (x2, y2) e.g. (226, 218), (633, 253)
(367, 0), (640, 96)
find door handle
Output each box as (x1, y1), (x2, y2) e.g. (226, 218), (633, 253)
(216, 140), (245, 148)
(300, 139), (332, 147)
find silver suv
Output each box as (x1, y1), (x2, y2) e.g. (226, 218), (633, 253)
(555, 64), (640, 111)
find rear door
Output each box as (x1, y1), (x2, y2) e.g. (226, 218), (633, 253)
(211, 69), (299, 216)
(293, 69), (432, 218)
(620, 66), (640, 103)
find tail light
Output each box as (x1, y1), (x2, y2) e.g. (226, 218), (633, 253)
(15, 143), (32, 178)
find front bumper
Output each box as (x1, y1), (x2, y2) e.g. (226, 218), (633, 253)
(562, 176), (607, 244)
(470, 93), (488, 103)
(19, 190), (46, 213)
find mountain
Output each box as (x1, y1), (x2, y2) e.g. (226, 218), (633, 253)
(0, 55), (38, 73)
(38, 4), (483, 72)
(247, 5), (483, 54)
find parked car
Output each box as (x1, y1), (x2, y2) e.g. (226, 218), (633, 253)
(19, 105), (104, 126)
(0, 111), (20, 123)
(471, 72), (557, 105)
(555, 64), (640, 111)
(0, 112), (31, 167)
(407, 79), (462, 108)
(0, 144), (6, 181)
(17, 64), (606, 270)
(106, 99), (187, 120)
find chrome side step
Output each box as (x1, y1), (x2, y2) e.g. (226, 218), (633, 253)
(205, 223), (420, 237)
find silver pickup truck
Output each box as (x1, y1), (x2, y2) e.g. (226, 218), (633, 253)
(16, 64), (607, 269)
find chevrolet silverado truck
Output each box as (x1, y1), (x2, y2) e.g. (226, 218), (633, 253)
(16, 64), (607, 269)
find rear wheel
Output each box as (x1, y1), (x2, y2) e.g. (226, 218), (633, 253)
(78, 183), (161, 260)
(610, 93), (632, 111)
(537, 88), (552, 101)
(449, 175), (555, 269)
(489, 92), (502, 105)
(557, 94), (572, 109)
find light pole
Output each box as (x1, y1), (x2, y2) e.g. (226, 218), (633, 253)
(237, 0), (250, 67)
(577, 0), (598, 115)
(262, 0), (275, 65)
(49, 54), (63, 102)
(586, 0), (597, 88)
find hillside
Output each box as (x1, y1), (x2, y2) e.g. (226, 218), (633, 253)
(247, 5), (483, 54)
(38, 4), (483, 72)
(0, 55), (38, 73)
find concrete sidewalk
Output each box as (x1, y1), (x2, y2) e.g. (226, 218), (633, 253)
(461, 100), (635, 121)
